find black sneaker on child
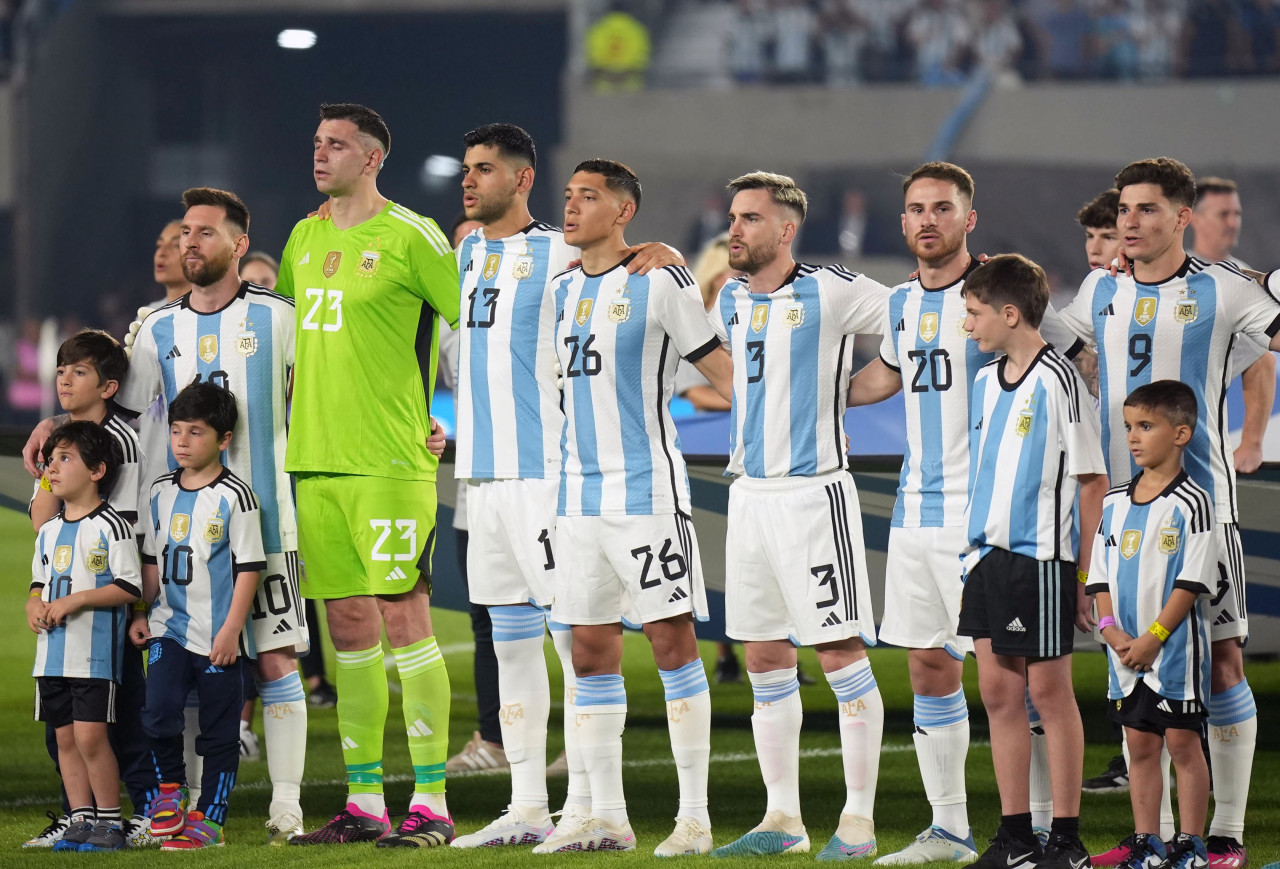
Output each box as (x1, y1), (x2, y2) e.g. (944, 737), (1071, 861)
(1040, 832), (1092, 869)
(1082, 754), (1129, 794)
(973, 827), (1043, 869)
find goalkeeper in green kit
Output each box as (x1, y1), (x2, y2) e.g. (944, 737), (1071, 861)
(277, 103), (461, 848)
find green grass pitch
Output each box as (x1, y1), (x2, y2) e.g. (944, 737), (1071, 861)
(1, 505), (1276, 866)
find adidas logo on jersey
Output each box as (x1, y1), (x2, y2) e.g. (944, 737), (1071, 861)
(668, 587), (688, 604)
(385, 566), (407, 583)
(1105, 534), (1117, 547)
(1006, 617), (1027, 633)
(272, 619), (293, 635)
(895, 317), (906, 332)
(165, 345), (182, 359)
(821, 613), (843, 627)
(728, 312), (739, 326)
(1098, 303), (1115, 316)
(1214, 610), (1236, 626)
(974, 418), (983, 431)
(297, 252), (310, 266)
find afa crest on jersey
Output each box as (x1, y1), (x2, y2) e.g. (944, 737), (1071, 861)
(53, 545), (73, 574)
(235, 319), (257, 357)
(170, 513), (191, 542)
(784, 303), (805, 328)
(1134, 297), (1157, 327)
(358, 250), (381, 278)
(199, 335), (218, 364)
(1121, 529), (1142, 559)
(85, 545), (108, 574)
(575, 298), (594, 326)
(483, 253), (501, 281)
(1174, 299), (1198, 324)
(608, 297), (631, 323)
(751, 304), (769, 332)
(918, 312), (939, 343)
(1159, 524), (1180, 554)
(1016, 408), (1034, 438)
(512, 244), (534, 279)
(204, 510), (225, 543)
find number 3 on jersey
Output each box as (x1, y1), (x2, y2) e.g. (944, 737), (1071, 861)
(369, 518), (417, 561)
(303, 288), (343, 332)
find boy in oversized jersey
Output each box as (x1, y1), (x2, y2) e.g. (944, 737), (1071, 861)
(130, 382), (266, 850)
(536, 159), (732, 857)
(276, 103), (461, 849)
(113, 187), (310, 843)
(25, 330), (158, 851)
(846, 163), (1084, 863)
(958, 254), (1109, 869)
(1059, 158), (1280, 869)
(28, 421), (143, 853)
(1086, 380), (1215, 869)
(708, 172), (888, 861)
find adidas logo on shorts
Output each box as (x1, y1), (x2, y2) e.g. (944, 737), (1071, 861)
(272, 619), (292, 635)
(1006, 617), (1027, 633)
(1213, 611), (1235, 626)
(667, 587), (688, 604)
(821, 613), (843, 627)
(385, 566), (407, 583)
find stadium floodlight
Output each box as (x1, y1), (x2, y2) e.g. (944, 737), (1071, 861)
(277, 29), (317, 50)
(420, 154), (461, 192)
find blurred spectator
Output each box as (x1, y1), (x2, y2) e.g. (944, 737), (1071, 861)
(688, 190), (729, 254)
(837, 188), (868, 259)
(586, 9), (651, 92)
(1035, 0), (1093, 79)
(906, 0), (972, 86)
(1132, 0), (1183, 80)
(1184, 0), (1233, 77)
(7, 318), (46, 425)
(819, 0), (869, 86)
(1234, 0), (1280, 74)
(772, 0), (817, 83)
(853, 0), (911, 81)
(1091, 0), (1139, 79)
(727, 0), (769, 84)
(677, 233), (735, 412)
(147, 219), (187, 308)
(971, 0), (1024, 82)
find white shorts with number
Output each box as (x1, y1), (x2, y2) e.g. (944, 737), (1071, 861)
(551, 513), (708, 626)
(1208, 521), (1248, 642)
(725, 470), (876, 648)
(465, 478), (558, 607)
(247, 550), (309, 656)
(878, 525), (971, 657)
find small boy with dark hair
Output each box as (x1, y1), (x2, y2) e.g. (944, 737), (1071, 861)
(27, 421), (143, 852)
(23, 329), (157, 851)
(958, 254), (1110, 869)
(129, 381), (266, 850)
(1086, 381), (1214, 869)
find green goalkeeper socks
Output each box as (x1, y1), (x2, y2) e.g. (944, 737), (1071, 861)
(335, 645), (388, 795)
(392, 637), (451, 794)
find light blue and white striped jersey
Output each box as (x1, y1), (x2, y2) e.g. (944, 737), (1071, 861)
(31, 503), (141, 681)
(1085, 472), (1214, 703)
(964, 347), (1107, 565)
(1059, 258), (1280, 522)
(880, 263), (1086, 527)
(454, 222), (578, 480)
(142, 468), (268, 657)
(554, 258), (719, 516)
(118, 283), (296, 553)
(712, 263), (889, 479)
(30, 410), (145, 537)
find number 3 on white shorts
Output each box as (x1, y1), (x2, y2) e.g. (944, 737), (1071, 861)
(369, 519), (418, 562)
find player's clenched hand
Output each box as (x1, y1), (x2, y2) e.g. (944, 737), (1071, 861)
(26, 596), (49, 634)
(1234, 441), (1264, 474)
(22, 416), (58, 478)
(627, 242), (684, 275)
(426, 418), (447, 458)
(308, 199), (334, 220)
(210, 628), (239, 667)
(129, 612), (152, 647)
(44, 594), (83, 627)
(1120, 631), (1161, 672)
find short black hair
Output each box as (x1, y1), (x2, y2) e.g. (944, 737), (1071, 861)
(182, 187), (251, 235)
(1195, 176), (1238, 203)
(463, 123), (537, 170)
(168, 381), (238, 438)
(1124, 380), (1198, 431)
(57, 329), (128, 388)
(1077, 189), (1120, 229)
(449, 211), (474, 240)
(1115, 157), (1197, 208)
(962, 253), (1050, 328)
(573, 158), (642, 212)
(320, 102), (391, 162)
(42, 420), (122, 501)
(242, 251), (279, 274)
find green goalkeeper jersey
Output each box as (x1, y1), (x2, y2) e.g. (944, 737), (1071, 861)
(276, 201), (460, 481)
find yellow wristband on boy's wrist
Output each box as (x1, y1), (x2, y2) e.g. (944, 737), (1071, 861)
(39, 476), (51, 492)
(1076, 569), (1088, 584)
(131, 600), (149, 614)
(29, 589), (43, 598)
(1149, 620), (1171, 643)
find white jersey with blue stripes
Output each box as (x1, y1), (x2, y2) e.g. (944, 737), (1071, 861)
(1084, 472), (1214, 703)
(29, 410), (145, 537)
(554, 257), (719, 517)
(713, 263), (889, 479)
(454, 222), (578, 481)
(880, 262), (1085, 528)
(31, 503), (141, 680)
(117, 283), (296, 553)
(964, 346), (1107, 565)
(1059, 259), (1280, 522)
(142, 468), (268, 657)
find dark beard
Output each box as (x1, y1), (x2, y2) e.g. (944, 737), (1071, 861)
(182, 249), (233, 287)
